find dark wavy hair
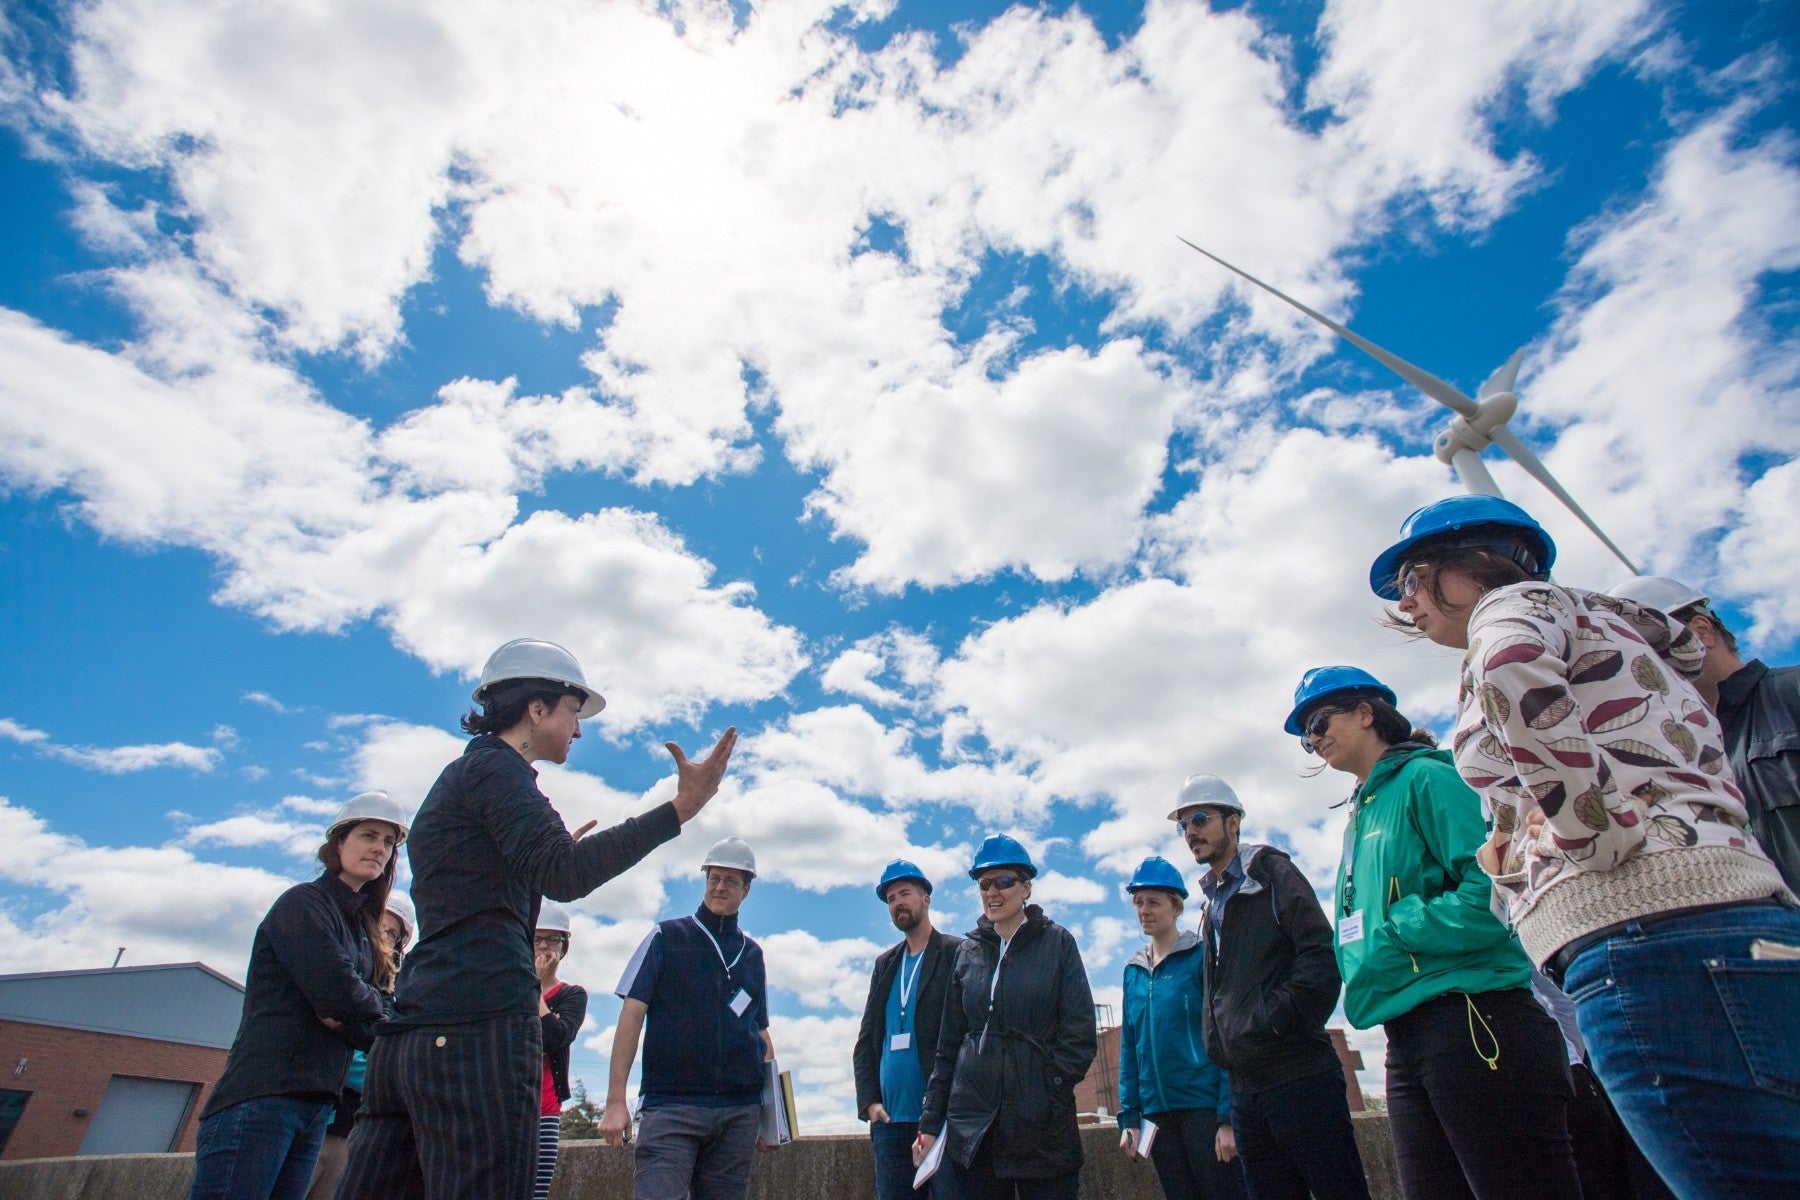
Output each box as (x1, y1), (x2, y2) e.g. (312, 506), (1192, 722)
(1299, 692), (1437, 777)
(460, 677), (588, 737)
(318, 826), (399, 991)
(1380, 542), (1537, 639)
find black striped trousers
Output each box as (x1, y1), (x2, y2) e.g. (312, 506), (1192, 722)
(333, 1013), (541, 1200)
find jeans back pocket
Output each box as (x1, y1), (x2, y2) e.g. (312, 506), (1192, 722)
(1706, 958), (1800, 1100)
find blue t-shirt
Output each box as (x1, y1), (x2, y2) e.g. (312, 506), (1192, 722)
(878, 949), (927, 1122)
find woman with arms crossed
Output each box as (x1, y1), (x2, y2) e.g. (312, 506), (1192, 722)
(189, 792), (405, 1200)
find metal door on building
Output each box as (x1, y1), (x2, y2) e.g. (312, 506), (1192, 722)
(77, 1075), (199, 1155)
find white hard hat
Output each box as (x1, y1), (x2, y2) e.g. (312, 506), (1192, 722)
(1605, 575), (1709, 618)
(701, 836), (757, 878)
(536, 900), (572, 936)
(328, 791), (410, 844)
(1167, 774), (1245, 821)
(472, 638), (606, 719)
(384, 891), (416, 940)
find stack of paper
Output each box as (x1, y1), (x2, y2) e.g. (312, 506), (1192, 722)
(758, 1060), (797, 1146)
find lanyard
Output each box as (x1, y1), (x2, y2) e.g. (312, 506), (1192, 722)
(689, 916), (745, 975)
(988, 936), (1010, 1008)
(1341, 794), (1366, 915)
(898, 949), (923, 1019)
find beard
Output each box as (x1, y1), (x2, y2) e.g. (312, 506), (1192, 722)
(890, 906), (922, 933)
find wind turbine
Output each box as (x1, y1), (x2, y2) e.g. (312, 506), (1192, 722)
(1178, 237), (1640, 575)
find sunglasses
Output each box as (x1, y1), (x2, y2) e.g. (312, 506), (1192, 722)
(1175, 811), (1223, 833)
(977, 874), (1023, 892)
(1301, 708), (1343, 754)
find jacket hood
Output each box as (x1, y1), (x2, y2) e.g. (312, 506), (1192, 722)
(967, 902), (1047, 944)
(1215, 842), (1285, 899)
(1360, 743), (1451, 794)
(1126, 928), (1200, 971)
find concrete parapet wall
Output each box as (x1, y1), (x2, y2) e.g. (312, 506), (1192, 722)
(0, 1113), (1400, 1200)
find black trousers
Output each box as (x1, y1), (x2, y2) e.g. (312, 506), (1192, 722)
(1143, 1108), (1247, 1200)
(1384, 988), (1582, 1200)
(333, 1013), (541, 1200)
(1230, 1065), (1370, 1200)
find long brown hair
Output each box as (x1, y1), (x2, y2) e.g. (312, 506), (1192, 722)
(318, 824), (399, 991)
(1380, 544), (1536, 638)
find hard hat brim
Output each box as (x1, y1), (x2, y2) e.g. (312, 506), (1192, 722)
(326, 817), (409, 845)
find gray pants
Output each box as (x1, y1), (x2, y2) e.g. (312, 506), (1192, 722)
(633, 1103), (760, 1200)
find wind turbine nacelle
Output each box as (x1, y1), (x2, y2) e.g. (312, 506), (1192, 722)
(1433, 391), (1519, 465)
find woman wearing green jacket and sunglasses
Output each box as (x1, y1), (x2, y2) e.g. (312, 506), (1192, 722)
(1289, 666), (1580, 1200)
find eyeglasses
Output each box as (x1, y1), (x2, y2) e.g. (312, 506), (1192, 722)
(977, 874), (1023, 892)
(533, 935), (567, 948)
(1175, 811), (1220, 833)
(1399, 566), (1426, 599)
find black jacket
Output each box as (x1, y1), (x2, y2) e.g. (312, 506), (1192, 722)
(1200, 845), (1343, 1093)
(920, 906), (1095, 1179)
(394, 734), (681, 1026)
(202, 872), (388, 1119)
(1717, 660), (1800, 893)
(853, 928), (963, 1120)
(542, 980), (589, 1104)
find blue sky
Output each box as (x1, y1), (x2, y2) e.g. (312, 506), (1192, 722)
(2, 0), (1797, 1128)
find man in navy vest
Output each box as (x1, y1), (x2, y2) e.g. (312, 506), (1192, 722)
(601, 837), (773, 1200)
(853, 860), (965, 1200)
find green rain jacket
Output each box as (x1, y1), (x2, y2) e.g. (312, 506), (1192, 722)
(1333, 744), (1531, 1029)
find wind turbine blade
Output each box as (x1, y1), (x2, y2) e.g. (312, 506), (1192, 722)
(1178, 237), (1478, 418)
(1479, 349), (1524, 399)
(1490, 426), (1640, 574)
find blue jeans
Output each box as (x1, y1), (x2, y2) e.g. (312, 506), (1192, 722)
(1563, 902), (1800, 1200)
(188, 1095), (331, 1200)
(872, 1119), (966, 1200)
(1229, 1066), (1370, 1200)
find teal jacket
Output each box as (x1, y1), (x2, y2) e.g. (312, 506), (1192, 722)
(1333, 745), (1530, 1029)
(1117, 931), (1230, 1131)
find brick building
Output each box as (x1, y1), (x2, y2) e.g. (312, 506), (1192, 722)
(0, 962), (243, 1159)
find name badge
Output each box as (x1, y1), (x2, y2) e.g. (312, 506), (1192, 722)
(1337, 911), (1364, 945)
(889, 1032), (911, 1051)
(729, 988), (751, 1017)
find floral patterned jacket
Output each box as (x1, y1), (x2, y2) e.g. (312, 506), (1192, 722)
(1451, 582), (1784, 959)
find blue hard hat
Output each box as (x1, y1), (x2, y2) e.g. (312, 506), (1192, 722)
(1368, 495), (1555, 600)
(1284, 666), (1398, 736)
(876, 859), (932, 901)
(968, 834), (1037, 880)
(1126, 856), (1188, 899)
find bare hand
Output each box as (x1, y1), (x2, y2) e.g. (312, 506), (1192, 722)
(912, 1132), (934, 1167)
(867, 1103), (890, 1124)
(1119, 1128), (1138, 1157)
(667, 727), (739, 823)
(319, 1016), (342, 1030)
(756, 1136), (777, 1154)
(1216, 1124), (1236, 1163)
(571, 819), (598, 840)
(599, 1100), (632, 1148)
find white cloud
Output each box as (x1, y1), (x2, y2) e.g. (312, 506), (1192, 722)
(242, 690), (298, 713)
(0, 796), (298, 979)
(0, 716), (223, 773)
(760, 929), (884, 1012)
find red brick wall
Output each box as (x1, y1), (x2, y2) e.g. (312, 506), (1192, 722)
(0, 1019), (228, 1160)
